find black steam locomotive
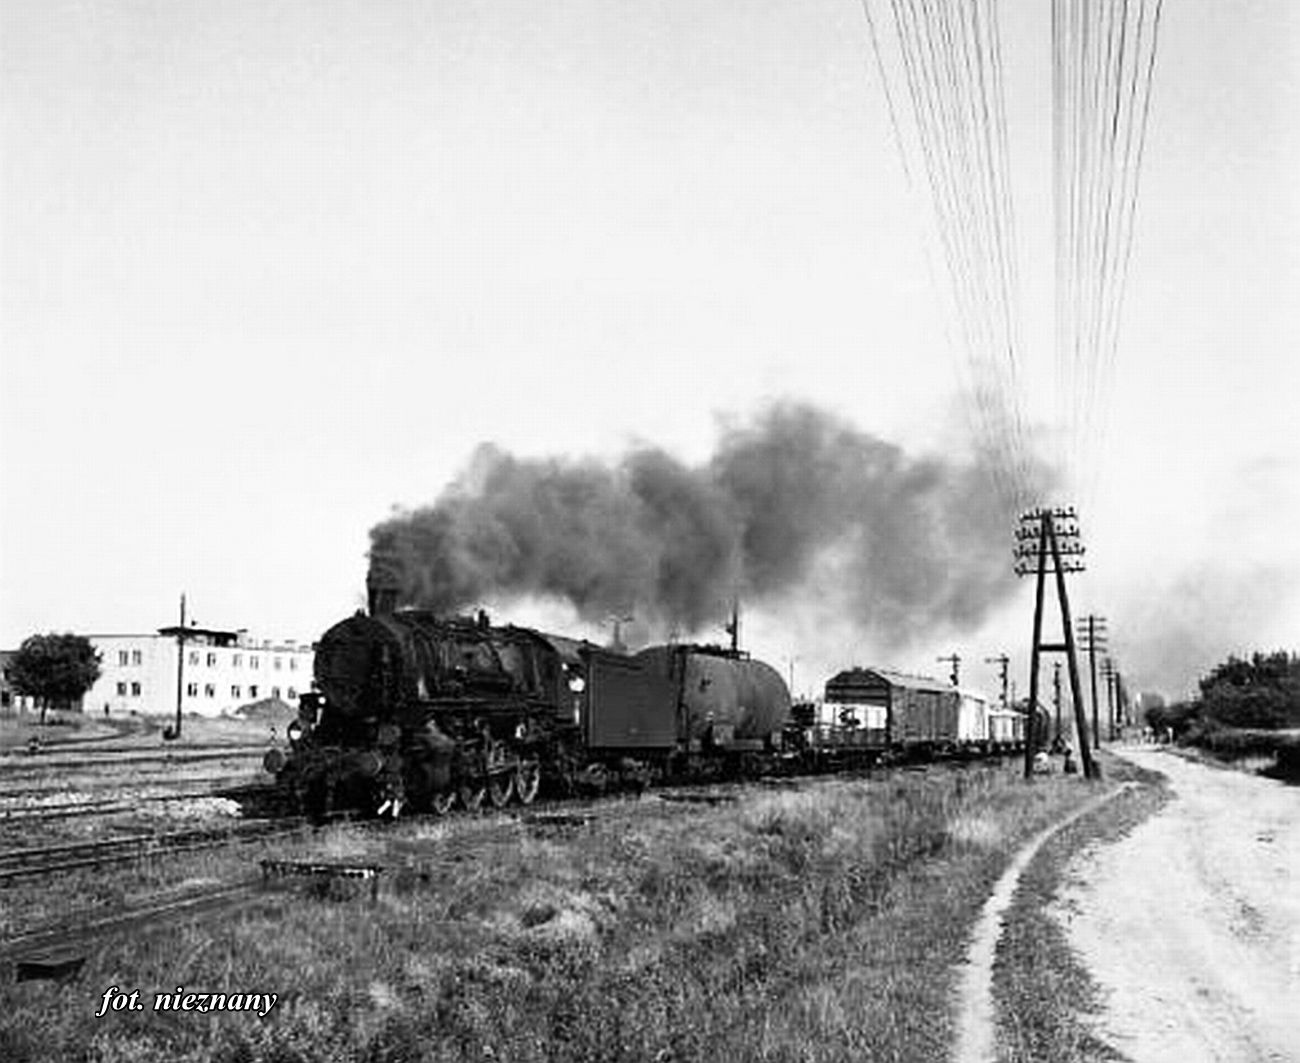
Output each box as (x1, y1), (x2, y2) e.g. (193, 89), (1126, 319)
(265, 603), (793, 817)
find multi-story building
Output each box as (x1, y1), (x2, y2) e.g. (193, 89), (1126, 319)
(0, 650), (38, 712)
(80, 626), (315, 719)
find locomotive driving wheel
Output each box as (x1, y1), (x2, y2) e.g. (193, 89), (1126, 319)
(458, 782), (486, 812)
(514, 759), (541, 805)
(487, 772), (515, 809)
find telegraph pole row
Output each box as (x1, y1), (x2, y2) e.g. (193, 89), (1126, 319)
(1015, 507), (1096, 780)
(1101, 657), (1120, 741)
(1076, 615), (1108, 750)
(937, 653), (961, 687)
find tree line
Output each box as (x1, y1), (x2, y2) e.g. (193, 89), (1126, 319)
(1146, 650), (1300, 745)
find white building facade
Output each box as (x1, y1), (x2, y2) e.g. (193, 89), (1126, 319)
(82, 626), (315, 719)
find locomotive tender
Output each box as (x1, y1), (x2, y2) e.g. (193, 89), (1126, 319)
(267, 601), (1033, 817)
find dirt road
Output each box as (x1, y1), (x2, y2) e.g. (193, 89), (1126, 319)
(1058, 748), (1300, 1062)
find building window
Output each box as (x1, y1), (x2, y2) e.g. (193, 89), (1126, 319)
(271, 686), (281, 699)
(274, 657), (283, 670)
(131, 682), (141, 697)
(132, 650), (143, 666)
(231, 685), (242, 699)
(116, 682), (128, 696)
(118, 651), (130, 666)
(287, 687), (297, 700)
(186, 682), (199, 697)
(248, 685), (258, 698)
(233, 654), (242, 668)
(289, 658), (298, 671)
(207, 652), (217, 667)
(204, 684), (215, 698)
(188, 651), (200, 666)
(250, 656), (260, 670)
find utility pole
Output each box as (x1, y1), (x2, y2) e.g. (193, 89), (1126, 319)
(1076, 615), (1108, 750)
(984, 654), (1010, 708)
(937, 653), (961, 687)
(1101, 658), (1118, 741)
(173, 592), (187, 740)
(1053, 661), (1062, 743)
(1015, 506), (1095, 780)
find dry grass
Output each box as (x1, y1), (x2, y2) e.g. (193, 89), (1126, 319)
(1, 760), (1124, 1063)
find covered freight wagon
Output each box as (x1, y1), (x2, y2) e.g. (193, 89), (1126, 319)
(823, 668), (992, 756)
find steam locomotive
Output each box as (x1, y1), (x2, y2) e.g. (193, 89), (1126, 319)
(265, 599), (1035, 818)
(264, 604), (793, 816)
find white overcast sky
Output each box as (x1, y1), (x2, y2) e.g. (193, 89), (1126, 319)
(2, 1), (1297, 698)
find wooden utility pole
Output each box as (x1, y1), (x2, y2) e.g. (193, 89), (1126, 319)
(1053, 661), (1063, 742)
(937, 653), (961, 687)
(1076, 615), (1108, 750)
(1015, 507), (1095, 780)
(173, 593), (187, 740)
(1101, 658), (1118, 740)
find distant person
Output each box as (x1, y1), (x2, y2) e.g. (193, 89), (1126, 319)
(1063, 748), (1078, 775)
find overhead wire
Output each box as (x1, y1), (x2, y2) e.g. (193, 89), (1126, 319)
(867, 0), (1032, 512)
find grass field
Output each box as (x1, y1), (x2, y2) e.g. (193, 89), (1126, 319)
(0, 754), (1158, 1063)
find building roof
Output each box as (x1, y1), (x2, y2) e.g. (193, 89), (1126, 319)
(827, 667), (954, 696)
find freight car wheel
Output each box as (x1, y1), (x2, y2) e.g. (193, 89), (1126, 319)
(514, 760), (540, 806)
(430, 790), (455, 816)
(458, 784), (486, 812)
(487, 772), (514, 809)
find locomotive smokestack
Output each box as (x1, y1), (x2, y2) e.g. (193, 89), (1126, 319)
(367, 572), (400, 617)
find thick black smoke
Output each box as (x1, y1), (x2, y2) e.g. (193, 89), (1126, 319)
(369, 403), (1045, 645)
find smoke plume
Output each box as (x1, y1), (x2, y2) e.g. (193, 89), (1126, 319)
(369, 402), (1046, 646)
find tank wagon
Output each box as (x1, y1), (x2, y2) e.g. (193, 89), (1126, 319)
(266, 605), (793, 817)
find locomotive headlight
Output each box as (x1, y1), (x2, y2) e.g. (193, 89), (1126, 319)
(567, 676), (585, 693)
(263, 749), (286, 775)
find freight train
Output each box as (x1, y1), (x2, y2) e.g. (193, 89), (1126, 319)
(264, 603), (1037, 818)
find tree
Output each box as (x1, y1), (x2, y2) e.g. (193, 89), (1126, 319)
(1197, 651), (1300, 730)
(8, 633), (102, 724)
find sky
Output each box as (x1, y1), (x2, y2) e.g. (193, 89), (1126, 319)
(2, 0), (1297, 701)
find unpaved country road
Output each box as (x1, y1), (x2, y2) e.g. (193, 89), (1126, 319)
(1059, 748), (1300, 1062)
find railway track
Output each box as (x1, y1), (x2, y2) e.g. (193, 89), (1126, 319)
(0, 880), (266, 970)
(2, 745), (272, 772)
(0, 817), (322, 883)
(0, 784), (274, 825)
(0, 771), (265, 801)
(0, 805), (340, 883)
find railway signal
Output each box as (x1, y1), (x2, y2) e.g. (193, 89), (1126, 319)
(984, 654), (1010, 709)
(937, 653), (961, 687)
(1015, 507), (1096, 780)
